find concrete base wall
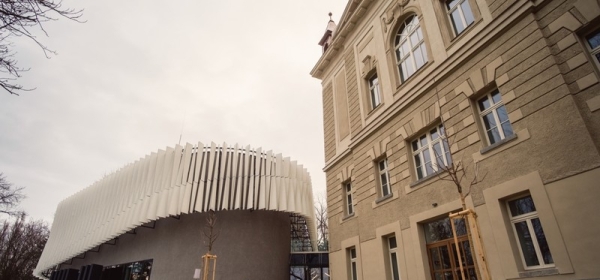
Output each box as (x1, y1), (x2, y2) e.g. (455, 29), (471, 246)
(61, 210), (291, 280)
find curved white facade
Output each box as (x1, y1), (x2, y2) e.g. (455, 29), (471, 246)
(34, 142), (316, 277)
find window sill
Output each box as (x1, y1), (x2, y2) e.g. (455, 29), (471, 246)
(375, 193), (393, 204)
(516, 267), (558, 278)
(480, 133), (518, 154)
(409, 170), (445, 188)
(342, 212), (355, 222)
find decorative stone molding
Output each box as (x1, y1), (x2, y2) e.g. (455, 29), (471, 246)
(366, 136), (393, 160)
(381, 0), (411, 33)
(337, 164), (356, 183)
(361, 55), (377, 77)
(396, 101), (441, 139)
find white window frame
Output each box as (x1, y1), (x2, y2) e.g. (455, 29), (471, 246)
(411, 125), (452, 180)
(378, 158), (391, 197)
(395, 14), (428, 82)
(446, 0), (475, 36)
(477, 89), (513, 145)
(368, 73), (381, 109)
(345, 182), (354, 215)
(349, 247), (358, 280)
(388, 236), (401, 280)
(507, 195), (554, 270)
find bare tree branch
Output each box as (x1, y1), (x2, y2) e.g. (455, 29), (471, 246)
(0, 173), (25, 216)
(0, 0), (83, 95)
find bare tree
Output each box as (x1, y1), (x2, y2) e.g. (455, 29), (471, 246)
(202, 210), (219, 253)
(0, 0), (83, 95)
(0, 213), (49, 280)
(314, 198), (328, 252)
(0, 173), (25, 216)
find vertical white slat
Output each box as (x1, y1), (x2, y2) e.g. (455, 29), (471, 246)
(231, 144), (242, 210)
(157, 146), (174, 218)
(178, 143), (195, 214)
(269, 154), (282, 210)
(168, 144), (184, 215)
(220, 142), (232, 210)
(194, 143), (210, 212)
(264, 151), (273, 209)
(246, 145), (255, 209)
(279, 157), (290, 211)
(188, 143), (207, 211)
(147, 149), (166, 220)
(257, 150), (267, 210)
(207, 142), (218, 211)
(216, 142), (229, 211)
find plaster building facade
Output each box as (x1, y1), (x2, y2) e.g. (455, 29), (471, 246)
(34, 142), (318, 280)
(312, 0), (600, 279)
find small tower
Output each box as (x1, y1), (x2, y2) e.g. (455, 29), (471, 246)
(318, 12), (337, 53)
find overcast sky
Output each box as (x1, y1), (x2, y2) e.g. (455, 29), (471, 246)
(0, 0), (347, 223)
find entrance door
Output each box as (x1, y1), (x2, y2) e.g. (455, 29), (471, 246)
(424, 217), (477, 280)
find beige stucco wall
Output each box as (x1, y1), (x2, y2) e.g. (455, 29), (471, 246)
(315, 0), (600, 279)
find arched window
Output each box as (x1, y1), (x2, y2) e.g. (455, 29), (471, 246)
(395, 15), (428, 82)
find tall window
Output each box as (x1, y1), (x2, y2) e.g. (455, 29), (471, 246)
(378, 158), (391, 197)
(585, 28), (600, 64)
(508, 195), (554, 269)
(368, 73), (381, 109)
(411, 125), (452, 180)
(349, 247), (358, 280)
(395, 15), (428, 82)
(478, 89), (513, 145)
(345, 182), (354, 215)
(388, 236), (401, 280)
(446, 0), (474, 35)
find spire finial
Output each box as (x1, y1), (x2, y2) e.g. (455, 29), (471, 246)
(329, 12), (333, 21)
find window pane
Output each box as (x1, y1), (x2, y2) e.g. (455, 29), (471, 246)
(379, 160), (386, 171)
(478, 96), (490, 110)
(430, 247), (442, 270)
(412, 140), (419, 151)
(389, 236), (397, 249)
(482, 113), (496, 130)
(587, 30), (600, 49)
(491, 90), (502, 104)
(462, 0), (474, 25)
(508, 196), (536, 216)
(421, 44), (428, 63)
(420, 135), (428, 147)
(487, 127), (501, 144)
(531, 218), (554, 264)
(391, 252), (400, 280)
(414, 46), (424, 69)
(514, 221), (540, 267)
(406, 58), (415, 77)
(400, 63), (408, 81)
(496, 105), (509, 123)
(351, 262), (358, 280)
(431, 127), (439, 140)
(350, 248), (356, 258)
(410, 31), (420, 47)
(501, 121), (514, 138)
(439, 246), (452, 269)
(415, 155), (424, 179)
(451, 10), (465, 34)
(396, 47), (404, 61)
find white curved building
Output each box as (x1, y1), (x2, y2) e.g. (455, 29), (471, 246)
(34, 142), (317, 280)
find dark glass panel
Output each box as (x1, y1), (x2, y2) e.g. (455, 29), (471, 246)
(586, 30), (600, 49)
(508, 196), (536, 217)
(478, 96), (490, 111)
(391, 252), (400, 280)
(531, 218), (554, 264)
(514, 221), (540, 267)
(389, 236), (397, 249)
